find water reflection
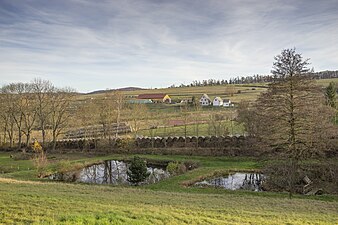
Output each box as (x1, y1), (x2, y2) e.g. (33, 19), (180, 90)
(195, 173), (264, 191)
(49, 160), (170, 185)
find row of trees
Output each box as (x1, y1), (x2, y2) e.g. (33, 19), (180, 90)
(170, 70), (338, 88)
(0, 79), (74, 150)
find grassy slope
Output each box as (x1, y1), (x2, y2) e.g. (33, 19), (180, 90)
(1, 178), (338, 225)
(0, 152), (337, 224)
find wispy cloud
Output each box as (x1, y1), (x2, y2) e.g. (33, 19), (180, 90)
(1, 0), (338, 92)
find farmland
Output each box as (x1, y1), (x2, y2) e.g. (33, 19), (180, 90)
(69, 78), (337, 138)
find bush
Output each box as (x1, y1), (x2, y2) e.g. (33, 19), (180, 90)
(166, 161), (187, 175)
(127, 156), (150, 185)
(33, 152), (49, 178)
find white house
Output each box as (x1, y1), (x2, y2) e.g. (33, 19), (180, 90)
(213, 97), (223, 106)
(199, 94), (211, 106)
(223, 99), (232, 107)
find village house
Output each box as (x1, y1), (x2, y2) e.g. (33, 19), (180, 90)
(137, 93), (171, 103)
(212, 97), (223, 106)
(223, 99), (232, 107)
(199, 94), (211, 106)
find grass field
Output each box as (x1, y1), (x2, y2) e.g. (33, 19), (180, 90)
(1, 152), (337, 224)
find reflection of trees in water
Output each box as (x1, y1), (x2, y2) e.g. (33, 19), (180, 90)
(80, 161), (128, 184)
(242, 173), (263, 191)
(208, 173), (263, 191)
(77, 160), (170, 185)
(147, 168), (170, 184)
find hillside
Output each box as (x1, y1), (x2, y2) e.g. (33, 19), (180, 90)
(80, 78), (338, 103)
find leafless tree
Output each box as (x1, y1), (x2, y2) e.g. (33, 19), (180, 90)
(31, 78), (54, 147)
(21, 84), (38, 147)
(96, 92), (116, 140)
(239, 48), (336, 197)
(49, 87), (75, 150)
(1, 83), (30, 149)
(112, 91), (124, 137)
(255, 48), (336, 159)
(128, 103), (148, 138)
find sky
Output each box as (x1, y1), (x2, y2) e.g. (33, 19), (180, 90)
(1, 0), (338, 92)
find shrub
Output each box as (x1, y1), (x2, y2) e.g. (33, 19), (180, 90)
(166, 161), (187, 175)
(33, 152), (49, 178)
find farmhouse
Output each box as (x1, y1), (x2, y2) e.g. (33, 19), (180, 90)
(223, 99), (232, 107)
(213, 97), (223, 106)
(199, 94), (211, 106)
(137, 93), (171, 103)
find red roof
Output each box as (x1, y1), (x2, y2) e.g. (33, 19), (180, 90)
(137, 93), (167, 99)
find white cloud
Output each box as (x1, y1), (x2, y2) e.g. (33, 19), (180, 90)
(0, 0), (337, 92)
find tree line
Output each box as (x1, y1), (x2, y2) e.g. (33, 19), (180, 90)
(169, 70), (338, 88)
(0, 79), (75, 150)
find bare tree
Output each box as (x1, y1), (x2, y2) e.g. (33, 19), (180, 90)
(96, 92), (116, 139)
(1, 83), (30, 149)
(180, 104), (189, 145)
(0, 97), (13, 146)
(21, 84), (38, 147)
(208, 113), (228, 136)
(128, 103), (148, 138)
(112, 91), (124, 137)
(236, 101), (260, 136)
(245, 48), (336, 197)
(31, 78), (54, 147)
(254, 48), (335, 159)
(49, 87), (75, 151)
(192, 96), (201, 148)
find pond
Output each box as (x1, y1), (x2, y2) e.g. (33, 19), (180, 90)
(49, 160), (170, 185)
(194, 173), (264, 191)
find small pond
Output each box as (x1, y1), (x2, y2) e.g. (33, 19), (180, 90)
(195, 173), (264, 191)
(49, 160), (170, 185)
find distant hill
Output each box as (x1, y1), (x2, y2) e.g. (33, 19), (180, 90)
(86, 87), (144, 95)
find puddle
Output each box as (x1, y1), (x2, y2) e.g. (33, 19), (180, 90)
(195, 173), (264, 191)
(49, 160), (170, 185)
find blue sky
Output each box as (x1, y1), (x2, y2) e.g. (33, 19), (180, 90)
(1, 0), (338, 92)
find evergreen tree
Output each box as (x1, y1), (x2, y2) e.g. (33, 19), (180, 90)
(127, 156), (150, 185)
(325, 81), (337, 109)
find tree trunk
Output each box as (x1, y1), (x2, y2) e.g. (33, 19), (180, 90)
(41, 124), (46, 147)
(25, 132), (31, 148)
(17, 128), (22, 149)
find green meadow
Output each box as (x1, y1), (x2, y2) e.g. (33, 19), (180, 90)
(0, 152), (337, 224)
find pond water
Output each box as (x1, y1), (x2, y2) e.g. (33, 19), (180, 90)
(49, 160), (170, 185)
(194, 173), (264, 191)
